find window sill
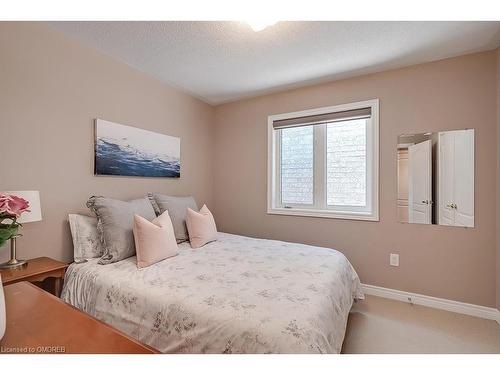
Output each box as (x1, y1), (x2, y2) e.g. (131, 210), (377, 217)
(267, 207), (379, 222)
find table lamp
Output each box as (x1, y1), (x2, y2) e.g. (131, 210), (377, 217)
(0, 191), (42, 269)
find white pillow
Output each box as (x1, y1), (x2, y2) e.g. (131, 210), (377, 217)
(186, 205), (217, 248)
(68, 214), (105, 260)
(133, 211), (178, 269)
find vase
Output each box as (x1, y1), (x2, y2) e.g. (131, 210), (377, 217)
(0, 274), (5, 340)
(0, 223), (19, 248)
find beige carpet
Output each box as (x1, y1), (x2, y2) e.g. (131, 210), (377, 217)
(341, 295), (500, 354)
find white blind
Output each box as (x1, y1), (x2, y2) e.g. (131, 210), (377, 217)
(273, 107), (371, 130)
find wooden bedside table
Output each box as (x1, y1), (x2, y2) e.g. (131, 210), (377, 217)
(0, 257), (68, 297)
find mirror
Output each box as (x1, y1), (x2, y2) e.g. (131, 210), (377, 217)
(397, 129), (474, 227)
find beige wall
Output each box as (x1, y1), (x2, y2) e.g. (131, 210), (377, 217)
(213, 51), (498, 307)
(0, 22), (214, 263)
(1, 22), (498, 308)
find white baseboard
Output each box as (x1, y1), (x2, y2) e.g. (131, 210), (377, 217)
(362, 283), (500, 324)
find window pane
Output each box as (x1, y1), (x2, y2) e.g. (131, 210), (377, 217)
(327, 119), (367, 206)
(280, 126), (314, 205)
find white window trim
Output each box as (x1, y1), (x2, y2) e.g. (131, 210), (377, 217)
(267, 99), (379, 221)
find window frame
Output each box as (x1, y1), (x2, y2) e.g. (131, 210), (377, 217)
(267, 99), (379, 221)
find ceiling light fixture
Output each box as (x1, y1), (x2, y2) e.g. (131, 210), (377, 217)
(246, 20), (278, 32)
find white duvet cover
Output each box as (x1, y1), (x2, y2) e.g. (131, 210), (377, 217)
(61, 232), (363, 353)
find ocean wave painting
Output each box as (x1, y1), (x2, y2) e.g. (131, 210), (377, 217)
(95, 119), (180, 178)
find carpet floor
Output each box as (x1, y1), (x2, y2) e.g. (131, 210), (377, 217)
(341, 295), (500, 354)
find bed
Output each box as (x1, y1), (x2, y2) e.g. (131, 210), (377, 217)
(61, 232), (363, 354)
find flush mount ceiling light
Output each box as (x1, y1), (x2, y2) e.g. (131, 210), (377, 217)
(246, 20), (278, 32)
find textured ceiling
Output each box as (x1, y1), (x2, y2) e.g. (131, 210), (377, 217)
(49, 21), (500, 105)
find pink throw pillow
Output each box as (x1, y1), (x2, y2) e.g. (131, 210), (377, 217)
(133, 210), (178, 268)
(186, 204), (217, 248)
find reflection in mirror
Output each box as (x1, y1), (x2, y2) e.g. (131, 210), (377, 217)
(397, 129), (474, 227)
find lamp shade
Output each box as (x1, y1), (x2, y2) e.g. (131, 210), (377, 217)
(3, 191), (42, 223)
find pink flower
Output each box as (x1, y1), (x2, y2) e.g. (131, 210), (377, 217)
(0, 194), (30, 218)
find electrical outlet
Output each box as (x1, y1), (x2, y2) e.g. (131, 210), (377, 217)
(390, 253), (399, 267)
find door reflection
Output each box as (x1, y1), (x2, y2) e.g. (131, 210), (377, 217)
(397, 129), (474, 228)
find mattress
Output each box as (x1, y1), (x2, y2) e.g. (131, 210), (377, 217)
(61, 232), (363, 353)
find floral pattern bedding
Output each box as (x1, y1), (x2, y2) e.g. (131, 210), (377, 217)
(61, 232), (363, 353)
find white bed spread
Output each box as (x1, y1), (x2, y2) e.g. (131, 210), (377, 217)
(61, 232), (363, 353)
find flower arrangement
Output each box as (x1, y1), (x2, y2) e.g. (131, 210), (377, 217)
(0, 194), (30, 248)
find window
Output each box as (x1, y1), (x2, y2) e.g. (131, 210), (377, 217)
(267, 99), (379, 221)
(280, 126), (314, 205)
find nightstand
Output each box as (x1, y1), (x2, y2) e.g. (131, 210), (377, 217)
(0, 257), (68, 297)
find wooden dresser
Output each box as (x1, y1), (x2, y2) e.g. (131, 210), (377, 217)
(0, 282), (159, 354)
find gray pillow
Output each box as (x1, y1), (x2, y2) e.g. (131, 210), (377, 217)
(86, 196), (156, 265)
(148, 193), (198, 243)
(68, 214), (105, 260)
